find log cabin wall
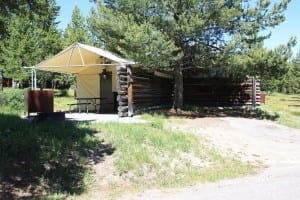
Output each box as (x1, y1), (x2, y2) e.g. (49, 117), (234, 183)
(131, 67), (173, 114)
(117, 66), (261, 117)
(117, 66), (173, 117)
(183, 77), (261, 107)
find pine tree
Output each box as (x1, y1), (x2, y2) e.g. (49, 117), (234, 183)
(64, 5), (93, 47)
(0, 0), (62, 87)
(0, 0), (57, 38)
(88, 0), (291, 110)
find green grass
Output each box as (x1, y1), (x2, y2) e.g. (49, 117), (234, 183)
(0, 109), (108, 199)
(92, 113), (255, 189)
(1, 88), (257, 199)
(54, 96), (76, 112)
(54, 89), (76, 112)
(0, 109), (255, 199)
(261, 93), (300, 129)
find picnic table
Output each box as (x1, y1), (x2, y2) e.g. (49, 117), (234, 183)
(67, 97), (106, 113)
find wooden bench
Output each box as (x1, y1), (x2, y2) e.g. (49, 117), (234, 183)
(67, 102), (91, 113)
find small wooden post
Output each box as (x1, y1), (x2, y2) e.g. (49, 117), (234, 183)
(252, 76), (256, 109)
(127, 65), (134, 117)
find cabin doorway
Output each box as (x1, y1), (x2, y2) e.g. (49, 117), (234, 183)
(100, 70), (114, 112)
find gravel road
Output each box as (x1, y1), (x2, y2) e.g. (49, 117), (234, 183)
(121, 117), (300, 200)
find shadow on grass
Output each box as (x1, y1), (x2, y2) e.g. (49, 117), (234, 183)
(291, 111), (300, 116)
(151, 106), (279, 120)
(291, 97), (300, 100)
(0, 113), (114, 199)
(54, 89), (70, 97)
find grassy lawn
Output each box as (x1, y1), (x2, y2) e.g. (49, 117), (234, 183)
(54, 96), (76, 112)
(0, 110), (103, 199)
(1, 88), (261, 199)
(261, 93), (300, 129)
(0, 106), (256, 199)
(54, 89), (76, 112)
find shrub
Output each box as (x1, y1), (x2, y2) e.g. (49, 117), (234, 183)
(0, 89), (25, 111)
(0, 93), (4, 106)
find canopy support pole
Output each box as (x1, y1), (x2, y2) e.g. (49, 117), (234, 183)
(31, 67), (37, 90)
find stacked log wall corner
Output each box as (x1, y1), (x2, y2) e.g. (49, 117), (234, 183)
(127, 65), (134, 117)
(117, 67), (128, 117)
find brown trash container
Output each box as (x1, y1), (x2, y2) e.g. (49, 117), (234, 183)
(260, 93), (266, 104)
(25, 90), (54, 115)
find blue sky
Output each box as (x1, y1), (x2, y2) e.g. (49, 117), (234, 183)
(56, 0), (95, 29)
(56, 0), (300, 55)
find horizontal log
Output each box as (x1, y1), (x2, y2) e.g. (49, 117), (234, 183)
(119, 86), (128, 91)
(117, 71), (127, 76)
(117, 73), (127, 77)
(118, 101), (128, 106)
(183, 101), (251, 105)
(184, 100), (252, 103)
(184, 83), (247, 87)
(118, 101), (128, 105)
(117, 95), (128, 101)
(133, 99), (172, 105)
(134, 103), (172, 110)
(132, 71), (153, 78)
(133, 88), (172, 93)
(133, 94), (172, 99)
(118, 90), (127, 95)
(118, 69), (126, 72)
(183, 85), (252, 90)
(117, 76), (127, 81)
(118, 86), (128, 91)
(118, 91), (128, 95)
(132, 83), (172, 88)
(118, 111), (128, 117)
(182, 95), (258, 99)
(117, 80), (127, 84)
(118, 106), (128, 112)
(118, 80), (127, 84)
(183, 94), (252, 98)
(132, 75), (152, 81)
(118, 74), (127, 78)
(133, 93), (172, 97)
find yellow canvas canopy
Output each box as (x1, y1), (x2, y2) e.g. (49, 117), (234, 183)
(35, 43), (135, 111)
(36, 42), (135, 74)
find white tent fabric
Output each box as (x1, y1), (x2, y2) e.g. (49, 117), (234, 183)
(35, 42), (135, 74)
(76, 74), (100, 98)
(34, 43), (134, 105)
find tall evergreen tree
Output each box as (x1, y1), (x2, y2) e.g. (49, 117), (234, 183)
(64, 5), (93, 46)
(88, 0), (291, 110)
(0, 0), (56, 38)
(0, 0), (62, 87)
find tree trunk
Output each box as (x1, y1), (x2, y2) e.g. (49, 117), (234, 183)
(173, 64), (183, 110)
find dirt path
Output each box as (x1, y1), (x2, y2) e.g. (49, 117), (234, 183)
(121, 117), (300, 200)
